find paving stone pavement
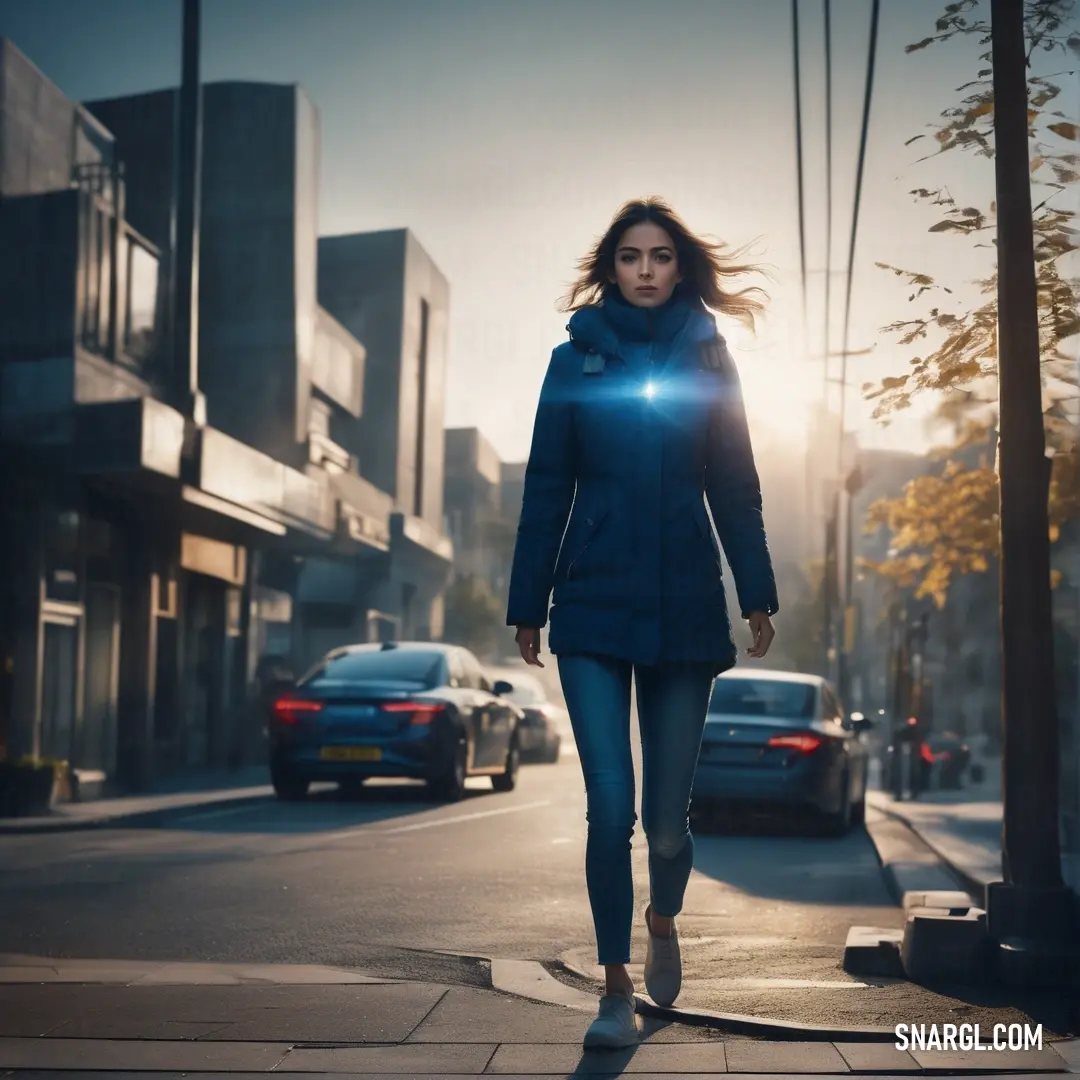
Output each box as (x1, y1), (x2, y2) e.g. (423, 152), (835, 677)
(0, 957), (1076, 1076)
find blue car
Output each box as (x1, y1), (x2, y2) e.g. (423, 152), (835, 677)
(691, 670), (872, 835)
(268, 642), (523, 802)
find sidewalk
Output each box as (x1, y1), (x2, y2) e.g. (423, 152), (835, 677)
(866, 756), (1080, 898)
(0, 954), (1076, 1076)
(0, 765), (275, 834)
(866, 787), (1003, 898)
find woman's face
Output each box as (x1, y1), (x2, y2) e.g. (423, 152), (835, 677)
(610, 221), (682, 307)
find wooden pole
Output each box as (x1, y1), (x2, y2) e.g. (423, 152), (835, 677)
(991, 0), (1062, 891)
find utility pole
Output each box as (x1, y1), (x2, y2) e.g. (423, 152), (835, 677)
(986, 0), (1075, 981)
(839, 465), (864, 708)
(814, 348), (873, 684)
(173, 0), (206, 424)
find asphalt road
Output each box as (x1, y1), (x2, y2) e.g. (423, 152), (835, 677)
(0, 682), (1070, 1033)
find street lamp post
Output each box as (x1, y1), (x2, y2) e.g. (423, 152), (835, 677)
(172, 0), (207, 424)
(986, 0), (1077, 981)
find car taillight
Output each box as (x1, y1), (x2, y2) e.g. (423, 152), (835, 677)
(767, 733), (823, 754)
(919, 743), (935, 764)
(380, 701), (446, 726)
(273, 697), (323, 724)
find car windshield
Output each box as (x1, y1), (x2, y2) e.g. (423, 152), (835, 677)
(708, 678), (815, 719)
(300, 649), (445, 690)
(503, 681), (545, 705)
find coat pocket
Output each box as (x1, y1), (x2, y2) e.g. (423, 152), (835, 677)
(563, 506), (609, 581)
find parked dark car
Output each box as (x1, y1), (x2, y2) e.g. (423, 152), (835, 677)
(691, 670), (872, 834)
(484, 669), (565, 764)
(268, 642), (523, 802)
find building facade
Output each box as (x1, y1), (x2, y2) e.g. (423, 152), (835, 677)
(444, 427), (506, 594)
(317, 228), (454, 648)
(0, 40), (452, 797)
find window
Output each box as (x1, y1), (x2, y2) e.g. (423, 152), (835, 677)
(308, 399), (331, 440)
(126, 240), (159, 363)
(77, 202), (113, 354)
(821, 686), (846, 725)
(708, 678), (816, 719)
(300, 648), (446, 690)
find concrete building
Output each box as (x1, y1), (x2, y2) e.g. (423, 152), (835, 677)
(0, 42), (333, 788)
(0, 40), (452, 797)
(317, 228), (454, 645)
(89, 84), (454, 670)
(444, 427), (505, 593)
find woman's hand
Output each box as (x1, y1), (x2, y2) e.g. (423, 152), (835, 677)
(746, 612), (775, 658)
(515, 626), (544, 667)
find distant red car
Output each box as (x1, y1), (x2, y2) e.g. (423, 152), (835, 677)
(887, 718), (932, 797)
(924, 732), (971, 789)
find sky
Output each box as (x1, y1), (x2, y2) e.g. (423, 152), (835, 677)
(1, 0), (1075, 466)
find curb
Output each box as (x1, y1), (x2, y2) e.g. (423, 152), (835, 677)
(634, 997), (899, 1042)
(867, 794), (991, 903)
(0, 789), (274, 835)
(864, 808), (979, 907)
(493, 958), (898, 1041)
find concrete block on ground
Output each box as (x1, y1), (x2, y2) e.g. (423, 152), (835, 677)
(901, 910), (988, 983)
(842, 926), (905, 977)
(903, 889), (977, 913)
(907, 905), (986, 926)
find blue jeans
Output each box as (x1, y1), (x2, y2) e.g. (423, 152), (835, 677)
(557, 653), (715, 965)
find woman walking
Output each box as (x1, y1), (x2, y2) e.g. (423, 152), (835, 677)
(506, 197), (779, 1049)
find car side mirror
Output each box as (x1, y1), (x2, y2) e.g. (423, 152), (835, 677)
(851, 712), (872, 733)
(493, 680), (513, 696)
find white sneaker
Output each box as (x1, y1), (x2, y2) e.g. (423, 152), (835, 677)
(583, 992), (638, 1049)
(644, 904), (682, 1007)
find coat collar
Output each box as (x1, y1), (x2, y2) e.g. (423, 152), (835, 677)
(567, 288), (721, 372)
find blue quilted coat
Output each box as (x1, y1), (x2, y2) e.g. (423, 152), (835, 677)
(505, 286), (778, 674)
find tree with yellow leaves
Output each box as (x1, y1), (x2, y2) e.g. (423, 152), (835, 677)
(863, 0), (1079, 604)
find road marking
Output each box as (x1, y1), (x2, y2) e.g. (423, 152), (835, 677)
(317, 800), (552, 842)
(173, 803), (267, 824)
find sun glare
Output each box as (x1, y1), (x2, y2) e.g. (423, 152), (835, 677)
(736, 354), (816, 447)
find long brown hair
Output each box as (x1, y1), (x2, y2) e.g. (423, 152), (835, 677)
(558, 197), (770, 330)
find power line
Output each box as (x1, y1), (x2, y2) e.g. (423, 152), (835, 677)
(837, 0), (882, 472)
(822, 0), (833, 402)
(834, 0), (882, 709)
(821, 0), (835, 678)
(791, 0), (809, 332)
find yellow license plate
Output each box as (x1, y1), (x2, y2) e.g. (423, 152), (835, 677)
(320, 746), (382, 762)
